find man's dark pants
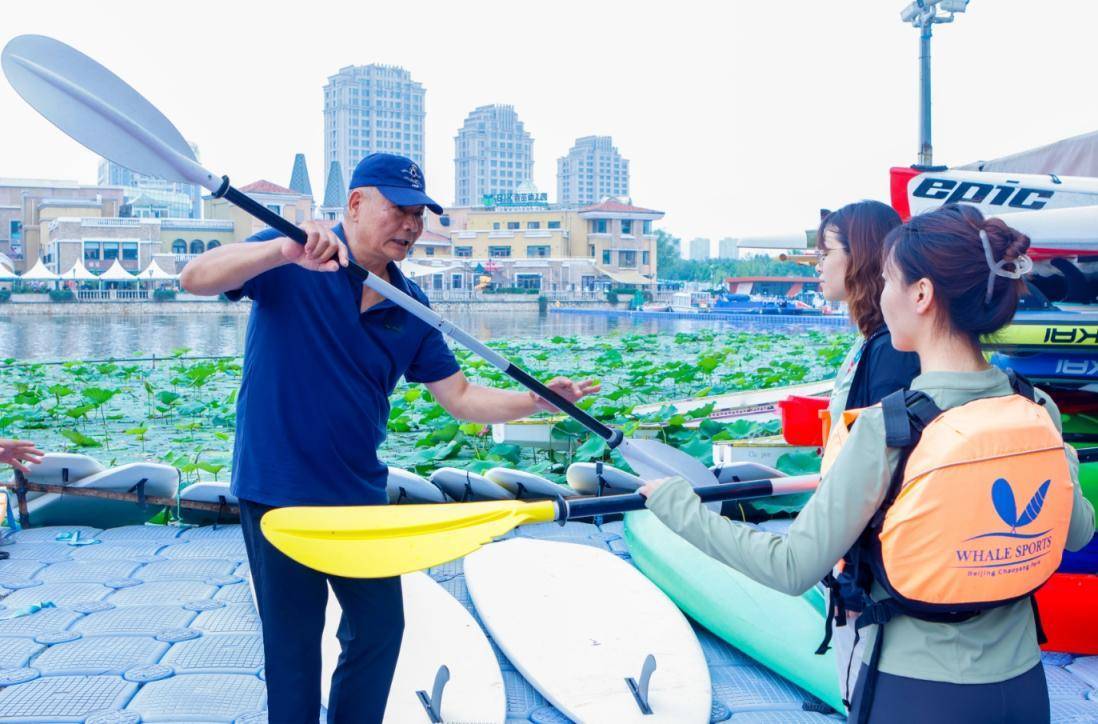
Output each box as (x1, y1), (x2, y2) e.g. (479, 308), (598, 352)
(239, 499), (404, 724)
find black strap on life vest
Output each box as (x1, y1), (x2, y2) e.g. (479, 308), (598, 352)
(1030, 594), (1048, 646)
(1004, 368), (1037, 403)
(851, 600), (898, 724)
(816, 390), (940, 657)
(815, 573), (847, 656)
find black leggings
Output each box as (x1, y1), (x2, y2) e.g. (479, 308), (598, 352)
(848, 662), (1049, 724)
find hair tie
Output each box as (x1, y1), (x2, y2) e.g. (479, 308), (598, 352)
(981, 229), (1033, 304)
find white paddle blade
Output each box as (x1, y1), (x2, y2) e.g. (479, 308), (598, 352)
(618, 437), (715, 488)
(2, 35), (219, 192)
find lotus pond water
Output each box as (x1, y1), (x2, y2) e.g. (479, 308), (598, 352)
(0, 328), (853, 486)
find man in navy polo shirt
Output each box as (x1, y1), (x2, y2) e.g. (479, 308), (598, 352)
(181, 153), (597, 723)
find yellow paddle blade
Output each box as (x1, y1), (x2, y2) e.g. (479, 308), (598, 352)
(261, 499), (559, 578)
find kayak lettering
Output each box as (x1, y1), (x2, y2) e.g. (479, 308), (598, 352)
(912, 177), (1053, 210)
(1043, 327), (1098, 345)
(1055, 358), (1098, 376)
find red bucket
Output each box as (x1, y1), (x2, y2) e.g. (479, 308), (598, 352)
(778, 395), (830, 446)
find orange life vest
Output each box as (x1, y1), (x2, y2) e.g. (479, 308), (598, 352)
(818, 373), (1073, 720)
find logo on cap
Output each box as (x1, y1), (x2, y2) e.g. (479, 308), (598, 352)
(403, 164), (423, 190)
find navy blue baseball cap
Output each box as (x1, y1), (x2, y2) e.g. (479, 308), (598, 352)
(348, 153), (443, 215)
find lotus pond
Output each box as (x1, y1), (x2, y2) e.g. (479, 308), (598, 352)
(0, 328), (853, 485)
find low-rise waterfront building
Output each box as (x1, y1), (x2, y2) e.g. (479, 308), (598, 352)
(0, 179), (125, 272)
(99, 154), (202, 219)
(204, 180), (313, 241)
(43, 216), (237, 276)
(420, 196), (662, 292)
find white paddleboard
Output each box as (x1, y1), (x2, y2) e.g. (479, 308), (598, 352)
(430, 467), (512, 501)
(566, 462), (643, 494)
(27, 461), (180, 527)
(321, 572), (505, 723)
(178, 481), (238, 505)
(24, 452), (105, 484)
(386, 467), (446, 504)
(484, 467), (578, 499)
(465, 538), (711, 723)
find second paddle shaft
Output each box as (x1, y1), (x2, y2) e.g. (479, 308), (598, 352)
(216, 181), (622, 446)
(559, 474), (820, 520)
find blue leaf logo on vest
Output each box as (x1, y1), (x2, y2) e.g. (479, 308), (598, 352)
(991, 478), (1050, 533)
(954, 478), (1055, 572)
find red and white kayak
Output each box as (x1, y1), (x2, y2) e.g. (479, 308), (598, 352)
(890, 166), (1098, 260)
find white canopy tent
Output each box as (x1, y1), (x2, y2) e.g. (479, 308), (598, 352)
(20, 258), (60, 282)
(0, 264), (15, 281)
(135, 259), (179, 281)
(58, 258), (99, 282)
(98, 259), (137, 283)
(596, 266), (656, 286)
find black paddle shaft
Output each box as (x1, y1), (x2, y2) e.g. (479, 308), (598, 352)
(213, 178), (621, 445)
(563, 479), (777, 519)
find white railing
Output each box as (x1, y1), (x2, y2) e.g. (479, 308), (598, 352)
(423, 289), (615, 303)
(160, 219), (234, 230)
(424, 290), (480, 302)
(81, 218), (144, 227)
(540, 290), (611, 301)
(76, 289), (152, 301)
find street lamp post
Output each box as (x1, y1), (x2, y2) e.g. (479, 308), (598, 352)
(900, 0), (970, 167)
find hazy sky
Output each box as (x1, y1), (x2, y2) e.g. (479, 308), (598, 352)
(3, 1), (1097, 250)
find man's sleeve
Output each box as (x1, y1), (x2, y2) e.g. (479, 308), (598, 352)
(404, 297), (461, 384)
(223, 228), (284, 302)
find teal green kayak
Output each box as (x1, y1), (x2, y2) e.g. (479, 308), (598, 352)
(624, 510), (844, 713)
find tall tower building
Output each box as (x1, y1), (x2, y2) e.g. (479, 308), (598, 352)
(324, 65), (426, 181)
(688, 237), (711, 261)
(557, 136), (629, 207)
(718, 237), (739, 259)
(454, 105), (534, 207)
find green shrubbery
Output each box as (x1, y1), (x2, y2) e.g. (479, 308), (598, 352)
(605, 287), (642, 304)
(48, 289), (76, 302)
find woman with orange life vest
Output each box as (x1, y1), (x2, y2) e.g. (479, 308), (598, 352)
(640, 203), (1095, 723)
